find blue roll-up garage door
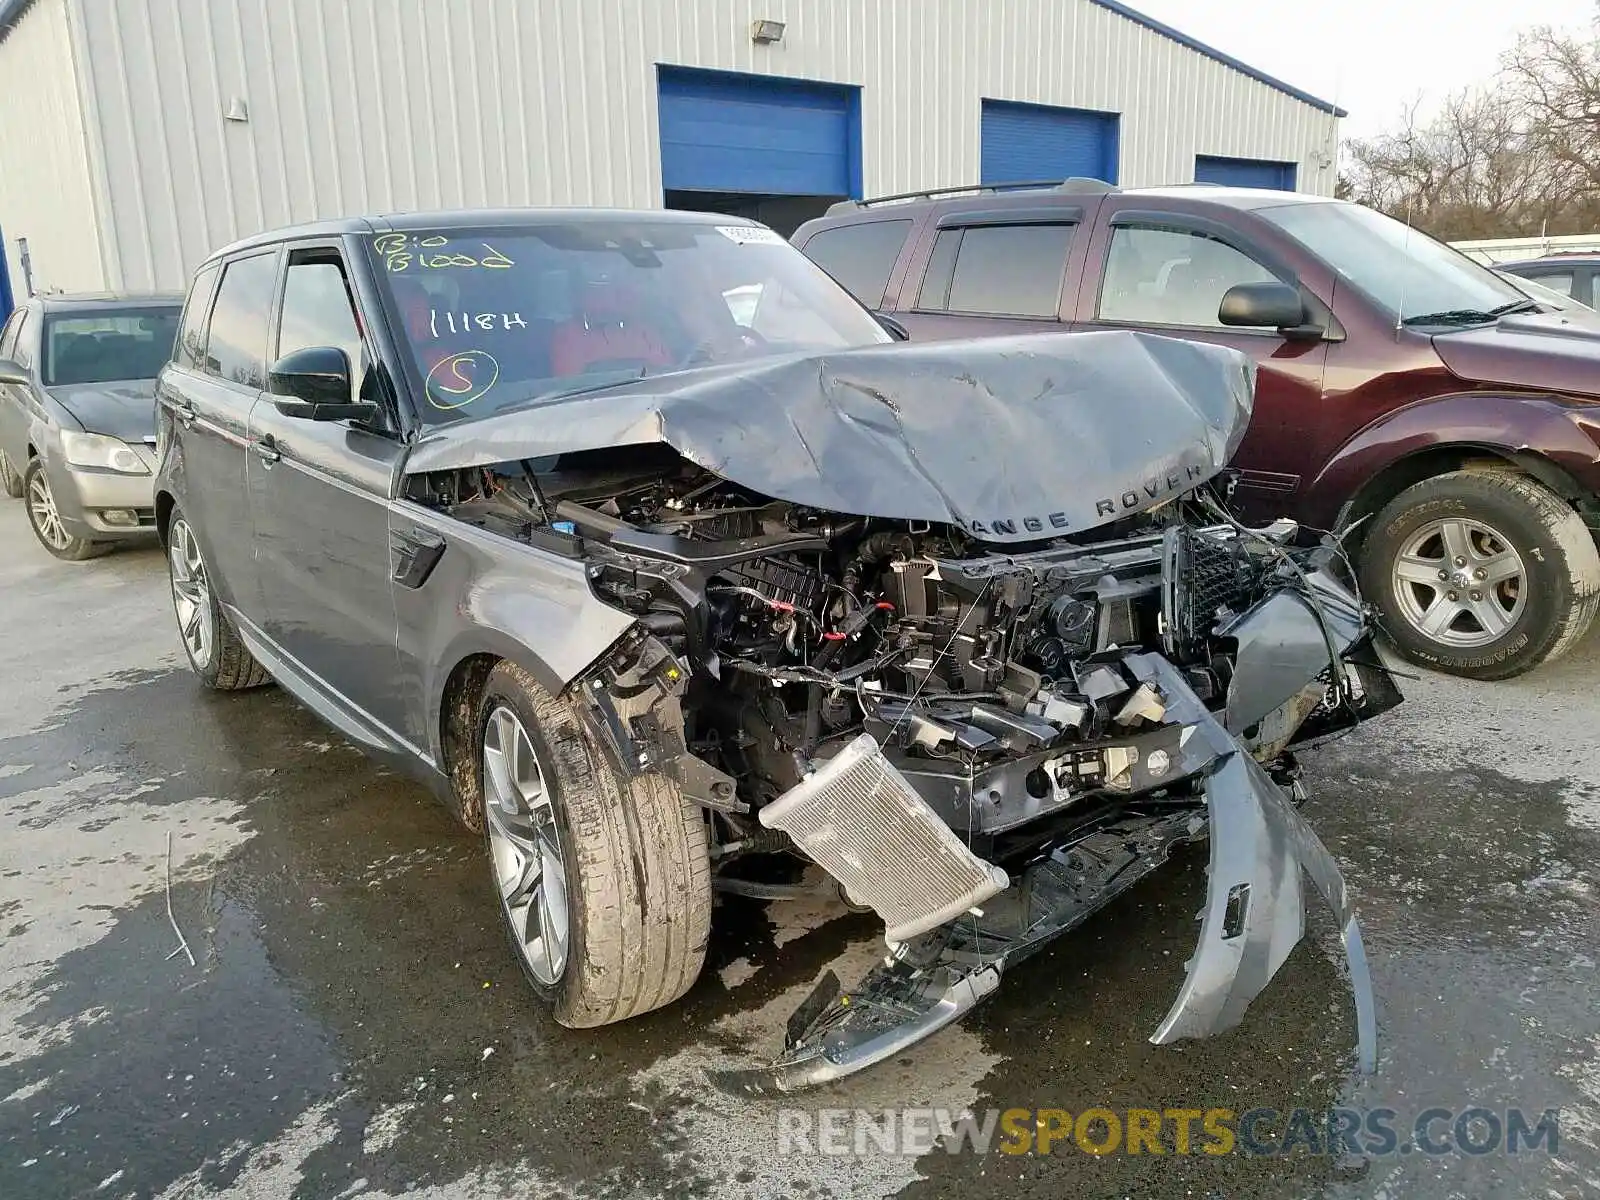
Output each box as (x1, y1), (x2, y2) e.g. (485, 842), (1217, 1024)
(980, 99), (1120, 185)
(657, 66), (860, 197)
(0, 224), (12, 326)
(1194, 155), (1297, 191)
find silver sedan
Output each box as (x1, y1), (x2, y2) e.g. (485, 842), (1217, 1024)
(0, 294), (181, 560)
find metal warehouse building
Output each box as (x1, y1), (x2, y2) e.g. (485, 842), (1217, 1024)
(0, 0), (1342, 303)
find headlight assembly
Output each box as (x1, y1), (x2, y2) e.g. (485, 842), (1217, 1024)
(60, 431), (148, 475)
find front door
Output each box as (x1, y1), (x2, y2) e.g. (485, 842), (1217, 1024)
(0, 306), (32, 466)
(1076, 214), (1330, 523)
(246, 244), (410, 740)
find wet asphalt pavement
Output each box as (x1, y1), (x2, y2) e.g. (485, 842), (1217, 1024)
(1, 502), (1597, 1200)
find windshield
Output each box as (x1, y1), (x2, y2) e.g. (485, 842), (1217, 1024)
(1259, 202), (1530, 326)
(366, 221), (891, 424)
(42, 307), (181, 386)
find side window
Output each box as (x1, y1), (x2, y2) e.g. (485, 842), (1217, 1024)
(1588, 276), (1600, 310)
(0, 309), (22, 360)
(175, 263), (219, 371)
(1099, 225), (1278, 328)
(914, 224), (1074, 318)
(11, 311), (33, 368)
(277, 252), (366, 401)
(800, 220), (913, 308)
(1526, 270), (1575, 299)
(205, 252), (278, 388)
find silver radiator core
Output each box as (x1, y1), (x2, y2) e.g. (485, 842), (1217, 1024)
(760, 734), (1010, 942)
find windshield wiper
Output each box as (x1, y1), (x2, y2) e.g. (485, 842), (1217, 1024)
(1402, 299), (1541, 327)
(1400, 309), (1498, 327)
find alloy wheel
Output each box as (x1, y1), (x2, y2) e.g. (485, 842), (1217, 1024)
(168, 518), (216, 669)
(483, 705), (570, 986)
(27, 468), (71, 551)
(1390, 516), (1527, 648)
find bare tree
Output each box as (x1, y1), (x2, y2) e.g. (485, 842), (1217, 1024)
(1342, 11), (1600, 240)
(1505, 20), (1600, 193)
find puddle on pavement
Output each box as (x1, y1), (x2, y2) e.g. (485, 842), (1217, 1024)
(2, 667), (1595, 1199)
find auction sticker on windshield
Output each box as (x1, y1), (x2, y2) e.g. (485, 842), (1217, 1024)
(716, 226), (785, 246)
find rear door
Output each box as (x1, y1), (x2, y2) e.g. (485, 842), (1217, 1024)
(1075, 204), (1331, 521)
(246, 240), (410, 740)
(889, 209), (1086, 340)
(162, 253), (277, 617)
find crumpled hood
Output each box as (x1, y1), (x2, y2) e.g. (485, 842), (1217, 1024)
(406, 330), (1255, 543)
(1434, 312), (1600, 400)
(46, 380), (158, 441)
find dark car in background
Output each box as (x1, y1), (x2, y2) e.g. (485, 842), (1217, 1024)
(1496, 252), (1600, 310)
(150, 208), (1396, 1089)
(0, 294), (182, 559)
(795, 182), (1600, 680)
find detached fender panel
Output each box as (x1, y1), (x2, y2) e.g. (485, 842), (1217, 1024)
(1127, 650), (1377, 1074)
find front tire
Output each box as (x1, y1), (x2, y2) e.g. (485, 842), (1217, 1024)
(166, 508), (271, 690)
(1362, 469), (1600, 680)
(477, 661), (710, 1028)
(24, 459), (109, 560)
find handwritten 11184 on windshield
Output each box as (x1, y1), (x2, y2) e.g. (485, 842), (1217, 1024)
(374, 234), (515, 273)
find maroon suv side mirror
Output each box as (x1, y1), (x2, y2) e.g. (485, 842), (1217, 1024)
(1218, 282), (1311, 334)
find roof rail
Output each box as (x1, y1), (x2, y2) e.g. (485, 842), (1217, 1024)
(826, 177), (1118, 214)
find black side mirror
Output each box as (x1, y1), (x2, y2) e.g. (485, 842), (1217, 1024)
(876, 313), (910, 341)
(0, 358), (28, 386)
(1218, 282), (1312, 335)
(268, 345), (378, 422)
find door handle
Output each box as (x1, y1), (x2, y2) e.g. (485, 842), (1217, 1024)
(252, 435), (281, 465)
(168, 399), (197, 428)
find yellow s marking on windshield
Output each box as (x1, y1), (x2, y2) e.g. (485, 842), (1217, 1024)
(424, 350), (500, 410)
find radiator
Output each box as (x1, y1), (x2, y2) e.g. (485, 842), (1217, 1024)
(759, 734), (1010, 942)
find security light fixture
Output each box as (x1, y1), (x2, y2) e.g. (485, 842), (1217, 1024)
(751, 19), (785, 44)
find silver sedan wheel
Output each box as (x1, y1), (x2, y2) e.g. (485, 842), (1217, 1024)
(1391, 516), (1527, 648)
(483, 705), (570, 986)
(168, 518), (216, 670)
(27, 468), (71, 551)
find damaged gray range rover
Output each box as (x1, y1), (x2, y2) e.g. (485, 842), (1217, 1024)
(155, 209), (1401, 1091)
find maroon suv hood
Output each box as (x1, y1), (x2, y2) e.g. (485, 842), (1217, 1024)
(1433, 311), (1600, 399)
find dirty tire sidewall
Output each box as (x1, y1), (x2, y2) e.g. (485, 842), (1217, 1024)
(166, 505), (273, 691)
(477, 661), (711, 1028)
(0, 449), (23, 499)
(1362, 470), (1600, 680)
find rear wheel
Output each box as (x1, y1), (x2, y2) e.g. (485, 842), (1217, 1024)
(1362, 469), (1600, 680)
(23, 459), (109, 561)
(167, 508), (271, 690)
(477, 661), (710, 1027)
(0, 449), (23, 499)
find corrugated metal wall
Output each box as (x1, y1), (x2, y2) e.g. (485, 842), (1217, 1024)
(0, 0), (105, 293)
(58, 0), (1339, 292)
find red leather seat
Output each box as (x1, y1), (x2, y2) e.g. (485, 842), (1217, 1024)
(549, 280), (674, 376)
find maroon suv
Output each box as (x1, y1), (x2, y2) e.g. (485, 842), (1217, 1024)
(794, 182), (1600, 680)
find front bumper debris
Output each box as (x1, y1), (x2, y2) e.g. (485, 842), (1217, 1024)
(712, 600), (1382, 1094)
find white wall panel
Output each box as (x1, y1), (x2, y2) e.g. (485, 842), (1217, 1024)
(61, 0), (1340, 291)
(0, 0), (106, 293)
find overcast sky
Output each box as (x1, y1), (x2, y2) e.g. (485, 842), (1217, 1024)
(1126, 0), (1597, 138)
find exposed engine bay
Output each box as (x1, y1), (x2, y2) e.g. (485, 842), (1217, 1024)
(407, 436), (1401, 1091)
